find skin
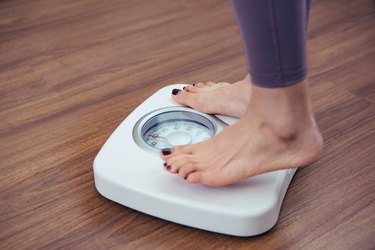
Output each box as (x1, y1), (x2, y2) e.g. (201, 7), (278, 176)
(160, 76), (323, 187)
(175, 75), (252, 118)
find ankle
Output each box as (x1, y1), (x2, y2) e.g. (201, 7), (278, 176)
(248, 80), (317, 139)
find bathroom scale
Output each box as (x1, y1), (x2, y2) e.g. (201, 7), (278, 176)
(93, 84), (297, 237)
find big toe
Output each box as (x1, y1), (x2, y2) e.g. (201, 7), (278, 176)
(160, 144), (194, 161)
(172, 89), (198, 107)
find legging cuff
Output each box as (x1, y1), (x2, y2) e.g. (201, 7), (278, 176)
(250, 65), (307, 88)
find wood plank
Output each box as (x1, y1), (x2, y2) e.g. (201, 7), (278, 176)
(1, 0), (374, 249)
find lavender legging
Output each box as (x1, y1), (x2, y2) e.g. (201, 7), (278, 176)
(232, 0), (312, 88)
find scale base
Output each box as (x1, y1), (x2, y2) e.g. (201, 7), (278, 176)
(93, 84), (296, 236)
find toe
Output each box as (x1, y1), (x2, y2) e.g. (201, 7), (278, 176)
(172, 89), (198, 107)
(160, 148), (173, 160)
(166, 163), (179, 174)
(160, 144), (194, 161)
(184, 84), (206, 93)
(164, 154), (194, 174)
(162, 160), (179, 174)
(193, 82), (206, 88)
(172, 89), (211, 114)
(185, 171), (202, 184)
(177, 164), (197, 178)
(171, 144), (195, 155)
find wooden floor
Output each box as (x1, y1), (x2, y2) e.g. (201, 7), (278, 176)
(1, 0), (374, 249)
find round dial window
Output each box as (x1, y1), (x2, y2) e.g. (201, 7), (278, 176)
(133, 107), (217, 152)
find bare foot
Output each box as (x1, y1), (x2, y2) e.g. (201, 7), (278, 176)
(172, 75), (251, 118)
(161, 81), (323, 186)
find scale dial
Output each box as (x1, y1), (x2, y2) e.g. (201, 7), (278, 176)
(133, 107), (219, 152)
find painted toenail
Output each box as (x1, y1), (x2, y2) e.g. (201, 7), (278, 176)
(163, 162), (167, 167)
(162, 148), (172, 155)
(193, 83), (196, 86)
(172, 89), (180, 95)
(167, 165), (171, 170)
(183, 86), (186, 90)
(184, 176), (187, 180)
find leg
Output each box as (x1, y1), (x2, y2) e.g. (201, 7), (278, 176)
(161, 0), (323, 186)
(233, 0), (309, 87)
(171, 0), (313, 117)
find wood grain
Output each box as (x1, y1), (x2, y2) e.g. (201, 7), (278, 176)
(1, 0), (374, 249)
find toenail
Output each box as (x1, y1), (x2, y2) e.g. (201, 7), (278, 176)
(167, 165), (171, 170)
(192, 83), (196, 86)
(172, 89), (180, 95)
(162, 148), (172, 155)
(163, 162), (167, 167)
(184, 176), (187, 180)
(183, 86), (186, 90)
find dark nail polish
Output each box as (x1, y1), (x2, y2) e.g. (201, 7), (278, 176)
(183, 86), (186, 90)
(172, 89), (180, 95)
(167, 165), (171, 170)
(184, 176), (187, 180)
(162, 148), (172, 155)
(163, 162), (167, 167)
(193, 83), (196, 86)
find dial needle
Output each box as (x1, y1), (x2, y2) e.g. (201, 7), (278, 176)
(148, 134), (166, 139)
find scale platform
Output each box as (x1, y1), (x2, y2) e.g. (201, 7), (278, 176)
(93, 84), (296, 237)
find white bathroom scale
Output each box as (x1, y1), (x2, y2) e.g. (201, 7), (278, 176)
(93, 84), (297, 237)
